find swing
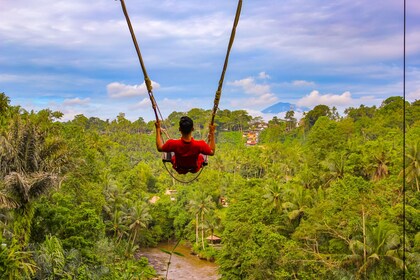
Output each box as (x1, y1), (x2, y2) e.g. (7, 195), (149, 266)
(118, 0), (242, 183)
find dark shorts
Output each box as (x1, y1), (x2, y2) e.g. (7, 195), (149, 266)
(172, 154), (205, 174)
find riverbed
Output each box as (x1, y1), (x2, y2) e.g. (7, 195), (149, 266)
(138, 242), (220, 280)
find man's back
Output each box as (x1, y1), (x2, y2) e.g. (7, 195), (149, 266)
(162, 138), (212, 174)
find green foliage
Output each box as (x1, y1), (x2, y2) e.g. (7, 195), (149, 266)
(0, 238), (37, 280)
(304, 104), (332, 128)
(218, 187), (285, 279)
(1, 93), (418, 279)
(31, 193), (105, 261)
(34, 235), (65, 279)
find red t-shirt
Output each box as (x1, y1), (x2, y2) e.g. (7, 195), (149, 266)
(162, 138), (213, 174)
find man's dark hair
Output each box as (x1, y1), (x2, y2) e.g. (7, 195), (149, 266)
(179, 116), (194, 134)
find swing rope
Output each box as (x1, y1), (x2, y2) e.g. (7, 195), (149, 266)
(211, 0), (242, 126)
(163, 160), (206, 184)
(118, 0), (170, 140)
(118, 0), (242, 182)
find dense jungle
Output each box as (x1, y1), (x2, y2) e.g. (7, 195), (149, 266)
(0, 92), (419, 279)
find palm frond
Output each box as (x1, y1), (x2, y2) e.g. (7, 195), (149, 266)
(0, 191), (21, 209)
(28, 172), (58, 199)
(4, 172), (30, 203)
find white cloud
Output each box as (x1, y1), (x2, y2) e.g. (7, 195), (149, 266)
(228, 74), (279, 109)
(231, 94), (278, 108)
(131, 98), (152, 109)
(229, 77), (270, 95)
(63, 97), (90, 106)
(297, 90), (353, 107)
(2, 0), (419, 123)
(107, 81), (160, 99)
(245, 109), (305, 123)
(0, 74), (20, 82)
(258, 72), (270, 79)
(408, 88), (420, 101)
(292, 80), (315, 87)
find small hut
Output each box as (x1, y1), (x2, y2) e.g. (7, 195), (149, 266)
(206, 235), (222, 244)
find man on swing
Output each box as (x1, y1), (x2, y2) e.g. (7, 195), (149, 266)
(155, 116), (216, 174)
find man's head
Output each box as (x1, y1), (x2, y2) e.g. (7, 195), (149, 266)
(179, 116), (194, 135)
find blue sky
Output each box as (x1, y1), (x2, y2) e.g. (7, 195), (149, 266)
(1, 0), (419, 122)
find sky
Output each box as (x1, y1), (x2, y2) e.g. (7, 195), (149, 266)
(1, 0), (419, 122)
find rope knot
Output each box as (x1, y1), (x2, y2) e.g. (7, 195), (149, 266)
(145, 77), (153, 92)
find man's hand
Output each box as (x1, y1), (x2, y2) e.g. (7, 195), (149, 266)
(207, 124), (216, 155)
(155, 120), (161, 130)
(209, 124), (216, 134)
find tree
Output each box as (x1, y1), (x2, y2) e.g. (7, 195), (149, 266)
(349, 221), (404, 279)
(218, 187), (284, 279)
(263, 181), (284, 213)
(231, 110), (252, 132)
(268, 116), (282, 126)
(282, 184), (313, 226)
(0, 92), (10, 117)
(402, 141), (420, 192)
(188, 192), (215, 249)
(285, 110), (297, 131)
(371, 151), (390, 181)
(304, 104), (331, 128)
(377, 96), (408, 129)
(105, 207), (129, 244)
(306, 116), (344, 159)
(321, 151), (347, 185)
(0, 113), (69, 245)
(344, 104), (376, 121)
(187, 108), (209, 138)
(71, 114), (89, 129)
(126, 201), (151, 250)
(204, 213), (221, 244)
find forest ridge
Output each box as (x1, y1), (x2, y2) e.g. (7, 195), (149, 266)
(0, 92), (419, 279)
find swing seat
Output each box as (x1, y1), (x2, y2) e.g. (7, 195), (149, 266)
(162, 152), (208, 171)
(162, 152), (173, 163)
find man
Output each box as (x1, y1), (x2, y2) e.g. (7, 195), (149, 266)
(155, 116), (216, 174)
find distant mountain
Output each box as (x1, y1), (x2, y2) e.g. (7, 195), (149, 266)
(262, 102), (309, 114)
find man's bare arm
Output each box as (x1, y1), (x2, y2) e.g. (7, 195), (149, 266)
(155, 121), (164, 152)
(207, 124), (216, 155)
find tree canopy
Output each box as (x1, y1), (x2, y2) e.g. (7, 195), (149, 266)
(0, 93), (418, 279)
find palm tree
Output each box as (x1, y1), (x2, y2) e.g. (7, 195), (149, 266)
(204, 213), (221, 244)
(402, 141), (420, 192)
(189, 195), (202, 247)
(0, 113), (69, 244)
(296, 163), (316, 189)
(3, 172), (58, 244)
(372, 151), (389, 181)
(0, 93), (11, 127)
(105, 208), (129, 244)
(188, 193), (215, 249)
(263, 181), (283, 213)
(347, 221), (404, 279)
(321, 152), (347, 185)
(126, 201), (151, 250)
(103, 185), (131, 243)
(282, 185), (313, 225)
